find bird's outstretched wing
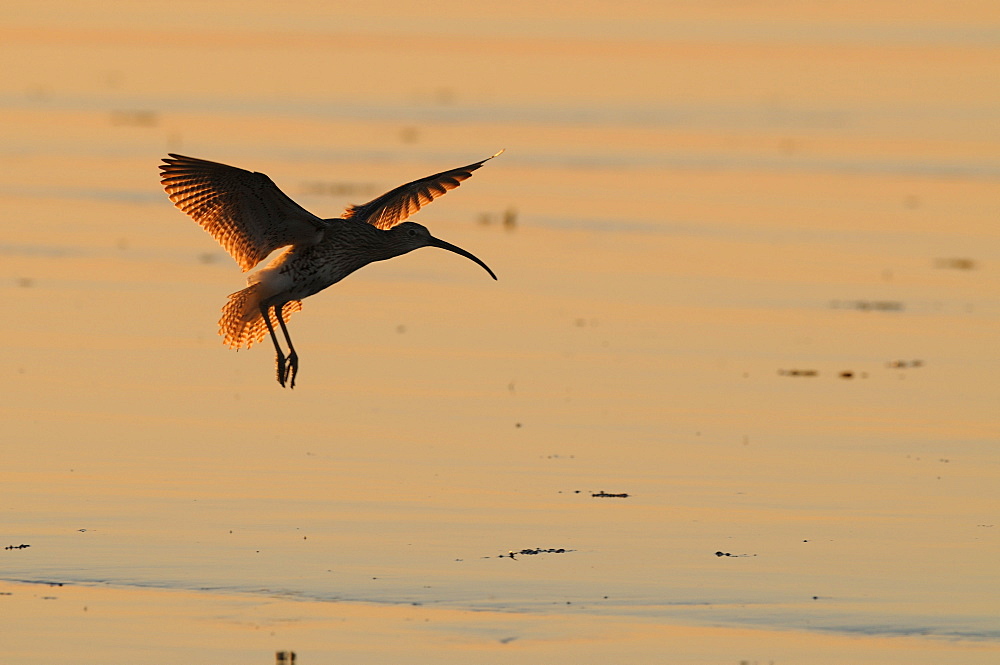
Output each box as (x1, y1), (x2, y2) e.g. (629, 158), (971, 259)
(343, 150), (503, 230)
(160, 154), (326, 272)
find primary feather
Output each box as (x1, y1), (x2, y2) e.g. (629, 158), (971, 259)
(343, 149), (504, 229)
(160, 154), (326, 271)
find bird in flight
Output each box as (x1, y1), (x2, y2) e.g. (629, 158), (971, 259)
(159, 151), (501, 388)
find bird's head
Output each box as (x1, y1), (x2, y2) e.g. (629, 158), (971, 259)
(390, 222), (497, 280)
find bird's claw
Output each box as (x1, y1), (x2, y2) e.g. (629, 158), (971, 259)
(286, 351), (298, 389)
(275, 351), (298, 389)
(275, 353), (288, 388)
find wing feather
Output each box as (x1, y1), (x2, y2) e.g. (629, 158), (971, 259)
(343, 150), (503, 230)
(160, 154), (325, 271)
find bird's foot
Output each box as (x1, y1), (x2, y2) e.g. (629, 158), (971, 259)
(275, 352), (288, 388)
(286, 351), (299, 389)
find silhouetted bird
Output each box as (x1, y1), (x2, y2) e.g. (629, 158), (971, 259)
(160, 151), (501, 388)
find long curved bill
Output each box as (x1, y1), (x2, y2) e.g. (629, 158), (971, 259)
(429, 236), (497, 280)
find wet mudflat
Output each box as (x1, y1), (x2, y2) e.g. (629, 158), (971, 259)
(1, 1), (998, 663)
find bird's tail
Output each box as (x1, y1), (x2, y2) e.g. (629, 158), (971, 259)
(219, 284), (303, 350)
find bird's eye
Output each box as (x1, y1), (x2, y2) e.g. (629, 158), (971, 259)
(407, 228), (417, 237)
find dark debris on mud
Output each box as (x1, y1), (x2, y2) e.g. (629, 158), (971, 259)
(491, 548), (575, 560)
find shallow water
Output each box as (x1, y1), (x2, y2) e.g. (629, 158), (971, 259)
(1, 1), (999, 663)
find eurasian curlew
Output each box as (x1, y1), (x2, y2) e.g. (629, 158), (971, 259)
(159, 151), (500, 388)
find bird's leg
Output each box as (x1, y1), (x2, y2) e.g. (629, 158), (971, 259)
(275, 304), (299, 389)
(261, 303), (288, 388)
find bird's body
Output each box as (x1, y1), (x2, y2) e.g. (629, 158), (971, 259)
(159, 152), (500, 387)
